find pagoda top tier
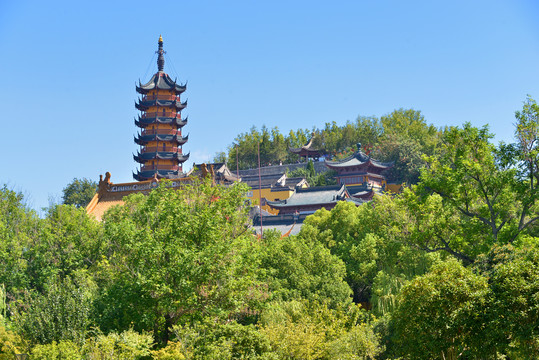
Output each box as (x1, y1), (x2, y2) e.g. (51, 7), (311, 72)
(136, 36), (186, 95)
(137, 73), (186, 95)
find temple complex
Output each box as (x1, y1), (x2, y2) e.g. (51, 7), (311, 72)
(133, 35), (189, 181)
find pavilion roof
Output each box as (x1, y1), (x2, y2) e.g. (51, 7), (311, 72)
(289, 137), (322, 155)
(325, 150), (393, 170)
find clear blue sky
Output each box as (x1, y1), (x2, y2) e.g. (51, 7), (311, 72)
(1, 0), (538, 212)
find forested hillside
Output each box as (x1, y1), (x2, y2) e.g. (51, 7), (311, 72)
(1, 97), (538, 359)
(216, 108), (440, 185)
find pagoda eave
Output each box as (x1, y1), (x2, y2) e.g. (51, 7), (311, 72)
(135, 116), (188, 128)
(134, 151), (190, 163)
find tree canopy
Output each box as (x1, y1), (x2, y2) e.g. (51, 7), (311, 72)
(62, 178), (97, 208)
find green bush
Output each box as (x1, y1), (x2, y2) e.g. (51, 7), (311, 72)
(172, 321), (275, 360)
(31, 340), (82, 360)
(82, 329), (153, 360)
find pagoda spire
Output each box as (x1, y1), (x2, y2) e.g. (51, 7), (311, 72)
(157, 34), (165, 72)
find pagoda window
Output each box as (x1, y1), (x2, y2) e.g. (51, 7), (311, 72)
(163, 143), (166, 151)
(163, 109), (166, 116)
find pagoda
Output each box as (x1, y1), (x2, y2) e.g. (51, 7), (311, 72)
(133, 35), (189, 181)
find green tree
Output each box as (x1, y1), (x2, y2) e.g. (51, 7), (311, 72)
(259, 300), (378, 360)
(475, 243), (539, 358)
(25, 205), (103, 291)
(376, 108), (440, 184)
(18, 276), (93, 346)
(62, 178), (97, 208)
(0, 186), (39, 295)
(392, 259), (491, 360)
(248, 230), (352, 307)
(497, 96), (539, 239)
(97, 179), (260, 344)
(299, 200), (435, 305)
(288, 160), (337, 186)
(417, 123), (527, 261)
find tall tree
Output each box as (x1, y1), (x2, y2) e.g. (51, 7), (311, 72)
(376, 108), (440, 184)
(416, 123), (521, 260)
(97, 179), (260, 344)
(392, 259), (491, 360)
(62, 178), (97, 208)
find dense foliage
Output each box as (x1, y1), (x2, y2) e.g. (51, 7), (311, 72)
(219, 109), (440, 185)
(62, 178), (97, 208)
(1, 98), (539, 358)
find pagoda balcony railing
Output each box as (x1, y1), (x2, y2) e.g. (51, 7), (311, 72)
(140, 164), (181, 172)
(141, 129), (182, 136)
(142, 94), (180, 101)
(141, 146), (182, 153)
(141, 112), (179, 118)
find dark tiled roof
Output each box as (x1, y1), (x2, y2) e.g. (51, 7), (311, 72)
(289, 137), (322, 155)
(135, 115), (187, 128)
(325, 151), (393, 169)
(268, 185), (347, 208)
(134, 134), (188, 146)
(135, 99), (187, 111)
(136, 72), (187, 94)
(134, 152), (190, 162)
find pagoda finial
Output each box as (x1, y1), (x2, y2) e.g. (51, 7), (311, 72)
(157, 35), (165, 72)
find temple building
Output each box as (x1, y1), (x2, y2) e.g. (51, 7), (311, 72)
(325, 143), (392, 187)
(133, 35), (189, 181)
(241, 173), (308, 214)
(266, 184), (365, 215)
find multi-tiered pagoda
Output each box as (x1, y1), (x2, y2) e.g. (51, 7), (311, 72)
(133, 35), (189, 181)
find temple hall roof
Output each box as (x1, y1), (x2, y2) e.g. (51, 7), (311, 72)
(267, 185), (349, 209)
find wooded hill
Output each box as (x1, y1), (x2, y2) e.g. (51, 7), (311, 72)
(215, 108), (440, 185)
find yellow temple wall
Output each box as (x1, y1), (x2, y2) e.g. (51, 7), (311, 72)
(247, 187), (294, 215)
